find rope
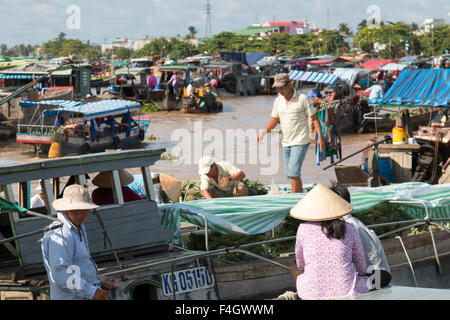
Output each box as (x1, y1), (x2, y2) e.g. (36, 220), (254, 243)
(93, 209), (126, 282)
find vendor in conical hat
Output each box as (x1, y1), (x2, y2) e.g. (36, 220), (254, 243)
(91, 170), (142, 205)
(290, 183), (370, 300)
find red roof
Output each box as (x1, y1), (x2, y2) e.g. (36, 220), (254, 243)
(268, 21), (305, 26)
(359, 59), (397, 71)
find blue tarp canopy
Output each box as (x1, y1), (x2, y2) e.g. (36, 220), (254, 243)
(220, 52), (270, 67)
(0, 74), (45, 80)
(21, 99), (141, 119)
(369, 69), (450, 107)
(289, 70), (341, 85)
(332, 68), (372, 86)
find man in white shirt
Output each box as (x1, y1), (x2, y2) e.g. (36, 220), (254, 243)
(257, 73), (325, 193)
(198, 156), (248, 199)
(365, 80), (385, 101)
(30, 185), (45, 209)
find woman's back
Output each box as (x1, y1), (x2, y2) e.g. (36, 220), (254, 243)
(295, 221), (370, 300)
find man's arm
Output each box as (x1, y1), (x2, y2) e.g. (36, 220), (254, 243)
(311, 113), (325, 152)
(46, 234), (100, 300)
(220, 170), (246, 187)
(257, 117), (279, 143)
(201, 189), (213, 199)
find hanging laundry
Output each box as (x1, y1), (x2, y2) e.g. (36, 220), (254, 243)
(316, 102), (345, 166)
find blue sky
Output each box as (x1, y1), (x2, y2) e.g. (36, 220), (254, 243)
(0, 0), (449, 46)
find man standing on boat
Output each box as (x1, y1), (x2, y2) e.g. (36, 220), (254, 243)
(198, 156), (248, 199)
(257, 73), (325, 193)
(41, 185), (116, 300)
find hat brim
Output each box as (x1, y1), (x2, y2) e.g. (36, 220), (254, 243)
(92, 170), (134, 188)
(52, 198), (99, 211)
(198, 167), (211, 175)
(159, 174), (183, 202)
(272, 80), (291, 88)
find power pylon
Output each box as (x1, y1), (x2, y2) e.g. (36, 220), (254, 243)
(205, 0), (212, 37)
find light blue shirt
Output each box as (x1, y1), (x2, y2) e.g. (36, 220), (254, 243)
(41, 213), (102, 300)
(365, 84), (384, 101)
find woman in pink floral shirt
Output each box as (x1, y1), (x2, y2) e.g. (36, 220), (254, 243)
(291, 184), (371, 300)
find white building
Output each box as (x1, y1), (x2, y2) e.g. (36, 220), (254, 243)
(423, 19), (445, 32)
(101, 38), (134, 54)
(133, 39), (153, 51)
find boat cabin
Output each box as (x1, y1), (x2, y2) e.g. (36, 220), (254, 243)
(16, 99), (147, 155)
(0, 149), (218, 300)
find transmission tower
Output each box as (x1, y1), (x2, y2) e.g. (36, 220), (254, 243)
(205, 0), (212, 37)
(326, 8), (330, 29)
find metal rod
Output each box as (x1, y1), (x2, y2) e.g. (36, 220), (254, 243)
(367, 219), (428, 229)
(22, 210), (58, 221)
(377, 222), (425, 239)
(0, 223), (62, 245)
(428, 224), (442, 275)
(102, 236), (296, 277)
(322, 136), (389, 170)
(430, 222), (450, 234)
(395, 236), (418, 287)
(0, 286), (49, 293)
(230, 249), (290, 271)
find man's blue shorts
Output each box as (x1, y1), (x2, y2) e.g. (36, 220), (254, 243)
(282, 144), (310, 179)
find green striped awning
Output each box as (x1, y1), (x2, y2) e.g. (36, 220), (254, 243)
(159, 182), (450, 245)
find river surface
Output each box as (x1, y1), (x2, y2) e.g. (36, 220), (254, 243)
(0, 95), (389, 187)
(144, 95), (387, 186)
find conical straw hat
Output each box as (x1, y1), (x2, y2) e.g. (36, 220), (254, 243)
(92, 170), (134, 188)
(159, 173), (183, 203)
(290, 184), (353, 221)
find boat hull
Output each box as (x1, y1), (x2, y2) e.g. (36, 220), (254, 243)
(16, 127), (145, 155)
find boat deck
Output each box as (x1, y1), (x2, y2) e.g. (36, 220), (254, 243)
(339, 285), (450, 300)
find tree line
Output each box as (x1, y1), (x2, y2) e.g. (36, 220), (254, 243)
(1, 22), (449, 61)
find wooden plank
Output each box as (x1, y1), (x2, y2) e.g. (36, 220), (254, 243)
(111, 170), (124, 205)
(16, 201), (173, 265)
(141, 166), (155, 201)
(377, 144), (421, 152)
(41, 179), (57, 217)
(0, 149), (165, 185)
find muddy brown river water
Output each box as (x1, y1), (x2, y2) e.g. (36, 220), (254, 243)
(0, 95), (389, 187)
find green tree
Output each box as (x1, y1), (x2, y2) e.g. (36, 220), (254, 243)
(187, 26), (198, 39)
(115, 47), (132, 60)
(57, 32), (67, 41)
(0, 44), (7, 56)
(338, 23), (352, 36)
(357, 19), (367, 32)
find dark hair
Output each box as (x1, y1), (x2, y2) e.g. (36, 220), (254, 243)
(321, 219), (346, 240)
(329, 181), (351, 203)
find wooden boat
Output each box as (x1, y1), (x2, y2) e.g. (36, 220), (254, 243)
(0, 149), (218, 300)
(180, 89), (223, 114)
(16, 99), (147, 155)
(358, 108), (438, 133)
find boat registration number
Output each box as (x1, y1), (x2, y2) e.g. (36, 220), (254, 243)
(161, 267), (215, 296)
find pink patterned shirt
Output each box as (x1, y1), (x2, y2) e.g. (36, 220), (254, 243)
(295, 221), (370, 300)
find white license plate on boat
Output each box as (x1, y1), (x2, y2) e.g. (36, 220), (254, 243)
(161, 267), (215, 296)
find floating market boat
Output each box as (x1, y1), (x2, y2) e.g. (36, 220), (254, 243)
(0, 149), (217, 300)
(16, 99), (147, 155)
